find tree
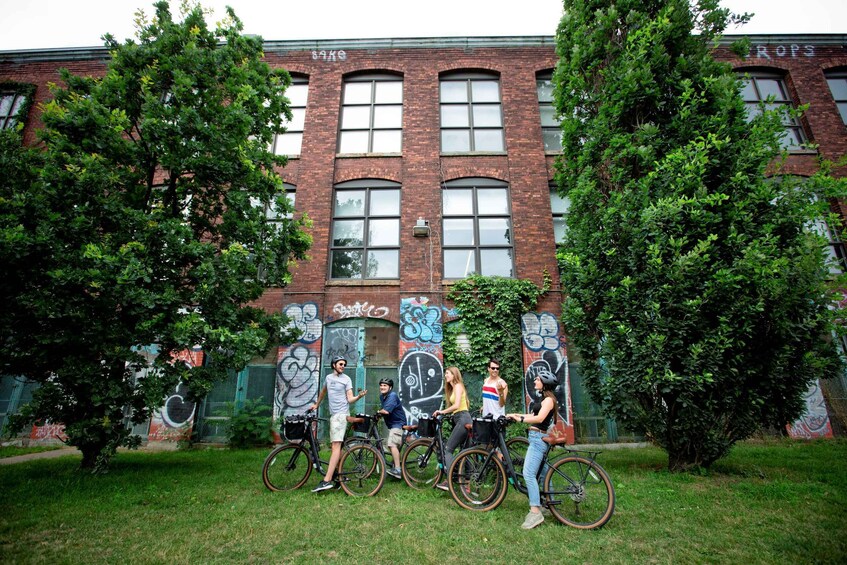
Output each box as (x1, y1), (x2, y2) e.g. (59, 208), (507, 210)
(0, 1), (311, 472)
(554, 0), (845, 471)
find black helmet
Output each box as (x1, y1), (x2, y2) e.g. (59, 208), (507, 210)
(379, 378), (394, 388)
(331, 355), (346, 367)
(538, 370), (559, 390)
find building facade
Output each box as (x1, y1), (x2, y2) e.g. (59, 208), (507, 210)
(2, 34), (846, 445)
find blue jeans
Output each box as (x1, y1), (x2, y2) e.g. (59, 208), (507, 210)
(523, 430), (549, 508)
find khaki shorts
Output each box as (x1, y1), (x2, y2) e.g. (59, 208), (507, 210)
(385, 427), (403, 448)
(329, 412), (348, 443)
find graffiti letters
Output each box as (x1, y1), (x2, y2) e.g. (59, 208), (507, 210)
(398, 350), (443, 419)
(752, 44), (815, 60)
(283, 302), (322, 343)
(276, 345), (320, 418)
(788, 381), (833, 439)
(160, 381), (196, 428)
(400, 302), (443, 344)
(521, 312), (560, 351)
(332, 301), (390, 319)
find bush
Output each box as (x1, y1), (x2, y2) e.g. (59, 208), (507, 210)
(219, 398), (273, 448)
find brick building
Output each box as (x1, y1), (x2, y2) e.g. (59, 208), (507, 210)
(1, 34), (846, 445)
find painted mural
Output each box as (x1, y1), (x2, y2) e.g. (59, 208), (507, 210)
(521, 312), (574, 444)
(275, 302), (323, 420)
(147, 348), (203, 442)
(398, 297), (444, 422)
(788, 380), (833, 439)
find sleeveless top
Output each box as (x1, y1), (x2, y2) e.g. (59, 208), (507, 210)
(481, 378), (505, 418)
(449, 386), (469, 412)
(530, 396), (556, 431)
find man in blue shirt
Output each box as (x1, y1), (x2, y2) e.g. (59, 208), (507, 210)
(378, 378), (406, 479)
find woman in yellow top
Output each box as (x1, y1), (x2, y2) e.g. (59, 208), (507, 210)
(432, 366), (471, 490)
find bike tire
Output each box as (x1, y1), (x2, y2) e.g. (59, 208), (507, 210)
(447, 447), (508, 512)
(400, 438), (441, 490)
(505, 436), (530, 476)
(262, 444), (313, 492)
(338, 443), (386, 497)
(544, 455), (615, 529)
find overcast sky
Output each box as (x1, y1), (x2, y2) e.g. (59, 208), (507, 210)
(0, 0), (844, 51)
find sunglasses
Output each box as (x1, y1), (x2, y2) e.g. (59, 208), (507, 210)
(489, 366), (500, 371)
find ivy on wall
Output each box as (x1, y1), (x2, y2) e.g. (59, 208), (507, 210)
(442, 272), (551, 401)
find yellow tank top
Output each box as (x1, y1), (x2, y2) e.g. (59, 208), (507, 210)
(449, 386), (469, 412)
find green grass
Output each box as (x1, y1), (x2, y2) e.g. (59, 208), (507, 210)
(0, 445), (61, 459)
(1, 439), (845, 564)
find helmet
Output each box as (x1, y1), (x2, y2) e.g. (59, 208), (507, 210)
(331, 355), (347, 367)
(538, 370), (559, 390)
(379, 378), (394, 388)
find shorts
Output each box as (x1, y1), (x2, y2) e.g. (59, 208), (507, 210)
(385, 427), (403, 448)
(329, 412), (348, 443)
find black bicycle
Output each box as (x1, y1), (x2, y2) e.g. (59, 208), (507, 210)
(261, 410), (385, 497)
(343, 412), (418, 470)
(400, 413), (530, 490)
(447, 416), (615, 529)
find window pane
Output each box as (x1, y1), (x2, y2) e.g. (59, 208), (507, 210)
(757, 78), (786, 101)
(539, 106), (560, 127)
(837, 102), (847, 124)
(369, 189), (400, 216)
(479, 218), (511, 245)
(367, 250), (399, 278)
(287, 84), (309, 107)
(471, 80), (500, 102)
(275, 133), (303, 156)
(332, 220), (364, 246)
(341, 106), (371, 129)
(480, 248), (513, 277)
(441, 81), (468, 103)
(472, 105), (502, 127)
(369, 219), (399, 246)
(372, 130), (402, 153)
(344, 82), (372, 104)
(0, 96), (13, 116)
(375, 81), (403, 103)
(443, 189), (473, 215)
(373, 105), (402, 128)
(537, 80), (553, 102)
(444, 218), (475, 245)
(553, 218), (566, 242)
(442, 130), (471, 152)
(444, 249), (476, 278)
(441, 105), (470, 127)
(550, 192), (570, 214)
(477, 188), (508, 215)
(739, 79), (757, 101)
(339, 131), (369, 153)
(331, 250), (363, 279)
(334, 190), (366, 216)
(827, 78), (847, 101)
(286, 108), (306, 131)
(473, 130), (504, 151)
(543, 130), (562, 151)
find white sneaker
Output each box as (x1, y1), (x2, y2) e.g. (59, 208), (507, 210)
(521, 511), (545, 530)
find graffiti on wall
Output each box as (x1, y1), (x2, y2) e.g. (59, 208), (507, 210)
(322, 326), (361, 367)
(331, 301), (390, 320)
(283, 302), (322, 343)
(521, 312), (574, 444)
(399, 297), (444, 421)
(148, 348), (203, 442)
(788, 380), (833, 439)
(30, 421), (67, 442)
(276, 302), (323, 419)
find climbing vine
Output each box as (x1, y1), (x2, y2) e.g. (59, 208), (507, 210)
(442, 273), (550, 393)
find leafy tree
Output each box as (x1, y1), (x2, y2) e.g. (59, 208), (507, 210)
(554, 0), (845, 470)
(0, 1), (311, 471)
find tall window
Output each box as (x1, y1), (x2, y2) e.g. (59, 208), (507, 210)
(442, 178), (513, 278)
(338, 74), (403, 154)
(251, 183), (296, 226)
(739, 72), (806, 150)
(537, 72), (562, 152)
(550, 185), (569, 243)
(825, 71), (847, 125)
(330, 180), (400, 279)
(0, 92), (27, 130)
(273, 78), (308, 156)
(440, 73), (504, 153)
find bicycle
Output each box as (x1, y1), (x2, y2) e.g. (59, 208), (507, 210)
(400, 414), (530, 490)
(446, 415), (615, 529)
(261, 409), (386, 497)
(343, 412), (418, 470)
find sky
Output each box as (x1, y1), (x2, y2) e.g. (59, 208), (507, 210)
(0, 0), (845, 52)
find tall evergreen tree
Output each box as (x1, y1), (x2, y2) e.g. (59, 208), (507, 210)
(0, 1), (311, 471)
(554, 0), (845, 470)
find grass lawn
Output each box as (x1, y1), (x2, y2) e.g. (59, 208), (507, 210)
(1, 438), (845, 564)
(0, 445), (61, 459)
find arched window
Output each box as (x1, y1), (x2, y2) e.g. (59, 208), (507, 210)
(737, 71), (807, 150)
(338, 73), (403, 154)
(537, 71), (562, 152)
(440, 72), (504, 153)
(273, 76), (308, 156)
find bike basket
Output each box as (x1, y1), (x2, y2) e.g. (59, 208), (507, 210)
(283, 415), (307, 441)
(352, 413), (371, 433)
(472, 417), (495, 444)
(417, 415), (436, 437)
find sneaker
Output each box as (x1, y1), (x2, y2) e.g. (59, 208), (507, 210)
(387, 467), (402, 479)
(312, 480), (335, 493)
(521, 511), (545, 530)
(435, 481), (449, 491)
(541, 507), (552, 517)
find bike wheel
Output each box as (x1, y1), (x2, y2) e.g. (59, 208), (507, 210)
(505, 436), (530, 476)
(447, 447), (507, 512)
(338, 444), (385, 497)
(262, 444), (313, 492)
(400, 438), (441, 490)
(544, 455), (615, 529)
